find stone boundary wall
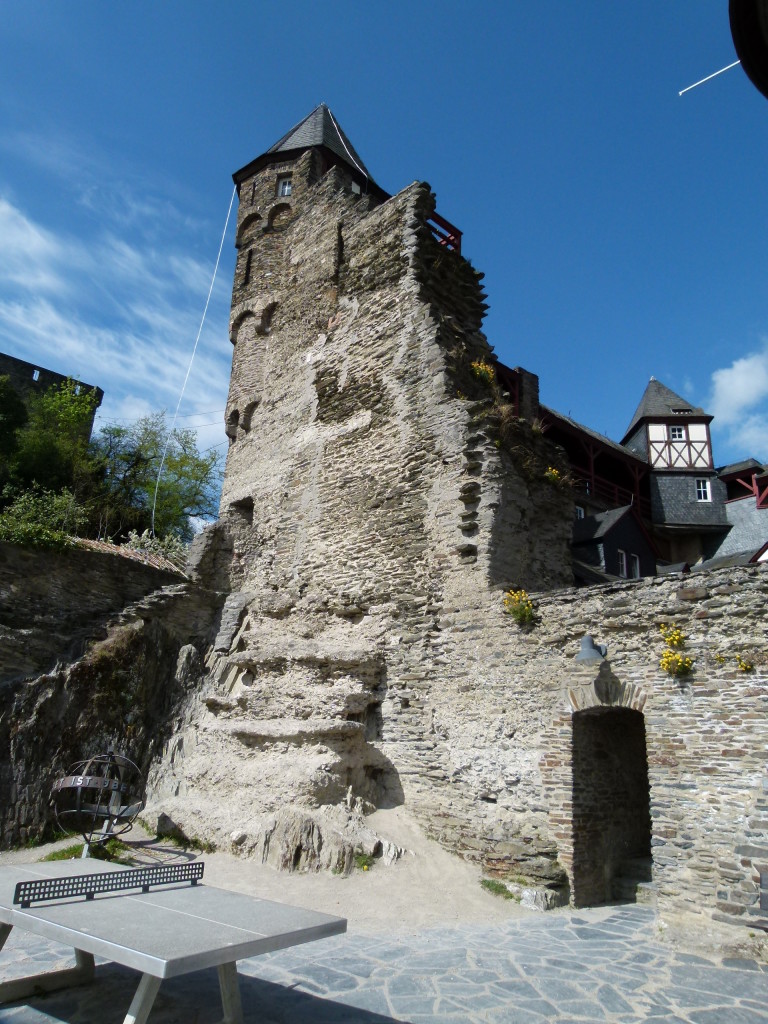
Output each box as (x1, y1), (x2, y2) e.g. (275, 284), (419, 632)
(529, 564), (768, 927)
(0, 542), (184, 684)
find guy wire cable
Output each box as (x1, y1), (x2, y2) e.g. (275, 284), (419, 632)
(150, 184), (236, 537)
(327, 106), (369, 190)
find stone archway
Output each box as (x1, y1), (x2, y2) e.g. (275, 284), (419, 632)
(541, 668), (652, 908)
(571, 706), (651, 906)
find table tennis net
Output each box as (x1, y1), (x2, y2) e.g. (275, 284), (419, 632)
(14, 862), (204, 908)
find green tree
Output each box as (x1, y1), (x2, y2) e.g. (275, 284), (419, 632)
(90, 412), (222, 542)
(2, 377), (222, 547)
(11, 379), (99, 496)
(0, 485), (85, 549)
(0, 376), (28, 488)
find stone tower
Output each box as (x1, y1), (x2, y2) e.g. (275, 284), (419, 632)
(151, 105), (574, 874)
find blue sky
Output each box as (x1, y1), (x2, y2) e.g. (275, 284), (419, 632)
(2, 1), (767, 465)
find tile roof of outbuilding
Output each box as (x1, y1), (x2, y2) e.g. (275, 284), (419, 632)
(717, 458), (767, 476)
(539, 406), (648, 465)
(571, 505), (633, 544)
(267, 103), (374, 180)
(623, 378), (709, 441)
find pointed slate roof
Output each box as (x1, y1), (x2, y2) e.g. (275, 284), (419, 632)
(267, 103), (373, 178)
(233, 104), (383, 193)
(622, 378), (710, 442)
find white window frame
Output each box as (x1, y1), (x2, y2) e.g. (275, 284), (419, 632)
(574, 505), (585, 520)
(696, 478), (711, 502)
(669, 424), (685, 441)
(277, 175), (292, 198)
(617, 549), (627, 577)
(630, 554), (640, 579)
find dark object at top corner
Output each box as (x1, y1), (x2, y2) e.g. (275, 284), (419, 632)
(730, 0), (768, 100)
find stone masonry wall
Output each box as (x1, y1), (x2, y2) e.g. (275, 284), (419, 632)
(146, 164), (575, 873)
(0, 541), (184, 684)
(532, 564), (768, 927)
(0, 540), (224, 847)
(147, 153), (766, 933)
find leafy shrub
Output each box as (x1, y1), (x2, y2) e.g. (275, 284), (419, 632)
(124, 529), (187, 569)
(0, 486), (84, 549)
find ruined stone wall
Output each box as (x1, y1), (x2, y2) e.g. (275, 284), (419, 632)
(143, 152), (766, 933)
(145, 165), (574, 871)
(0, 540), (224, 847)
(0, 541), (184, 684)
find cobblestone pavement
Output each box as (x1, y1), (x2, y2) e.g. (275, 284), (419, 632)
(1, 905), (767, 1023)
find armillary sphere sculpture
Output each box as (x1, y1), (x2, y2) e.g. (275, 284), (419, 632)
(51, 750), (145, 856)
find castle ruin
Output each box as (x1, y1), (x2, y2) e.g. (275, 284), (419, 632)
(2, 106), (766, 933)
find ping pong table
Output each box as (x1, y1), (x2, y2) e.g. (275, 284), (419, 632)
(0, 860), (347, 1024)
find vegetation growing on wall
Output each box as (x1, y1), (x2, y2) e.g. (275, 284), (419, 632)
(0, 377), (222, 547)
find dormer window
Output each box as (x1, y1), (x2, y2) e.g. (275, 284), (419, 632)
(276, 175), (292, 198)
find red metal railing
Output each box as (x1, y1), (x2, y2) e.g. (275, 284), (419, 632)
(428, 211), (462, 254)
(571, 466), (651, 519)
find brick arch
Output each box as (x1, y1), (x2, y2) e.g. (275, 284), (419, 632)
(235, 211), (262, 248)
(229, 309), (257, 344)
(267, 202), (291, 230)
(565, 669), (648, 715)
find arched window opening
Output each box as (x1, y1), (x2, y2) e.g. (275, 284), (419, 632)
(241, 400), (259, 433)
(256, 302), (278, 336)
(225, 409), (239, 445)
(235, 212), (262, 249)
(267, 203), (291, 231)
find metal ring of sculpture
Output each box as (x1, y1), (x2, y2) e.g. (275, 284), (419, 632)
(51, 751), (145, 846)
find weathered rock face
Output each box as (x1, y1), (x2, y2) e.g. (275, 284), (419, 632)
(0, 541), (184, 684)
(0, 544), (223, 848)
(4, 139), (766, 934)
(145, 150), (575, 875)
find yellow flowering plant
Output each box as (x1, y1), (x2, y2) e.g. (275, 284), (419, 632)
(659, 623), (693, 676)
(502, 588), (536, 626)
(470, 360), (496, 386)
(659, 624), (685, 648)
(660, 649), (694, 677)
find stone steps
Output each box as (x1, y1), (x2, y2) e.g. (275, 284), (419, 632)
(612, 857), (657, 905)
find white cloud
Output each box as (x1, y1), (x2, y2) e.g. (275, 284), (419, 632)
(730, 413), (768, 460)
(709, 342), (768, 427)
(0, 191), (232, 454)
(708, 342), (768, 462)
(0, 197), (77, 294)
